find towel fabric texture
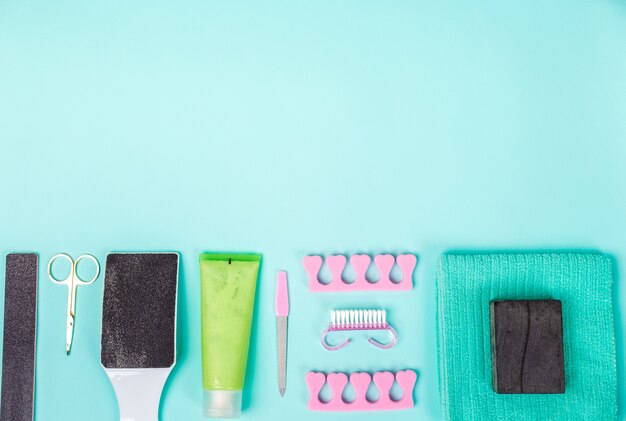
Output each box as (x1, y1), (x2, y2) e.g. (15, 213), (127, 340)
(437, 253), (617, 420)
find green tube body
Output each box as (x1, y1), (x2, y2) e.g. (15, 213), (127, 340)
(200, 253), (260, 418)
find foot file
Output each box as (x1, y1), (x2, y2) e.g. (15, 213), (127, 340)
(101, 253), (179, 421)
(1, 253), (38, 421)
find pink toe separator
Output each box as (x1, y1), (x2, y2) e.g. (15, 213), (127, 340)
(306, 370), (417, 412)
(303, 253), (417, 292)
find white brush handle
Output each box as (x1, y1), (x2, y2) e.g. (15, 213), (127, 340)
(105, 367), (173, 421)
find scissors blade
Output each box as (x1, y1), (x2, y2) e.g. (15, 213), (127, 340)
(66, 313), (75, 354)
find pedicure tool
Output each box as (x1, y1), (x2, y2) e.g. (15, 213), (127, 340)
(321, 309), (397, 351)
(101, 253), (179, 421)
(276, 270), (289, 396)
(490, 300), (564, 394)
(437, 253), (615, 420)
(303, 253), (417, 292)
(1, 253), (38, 421)
(306, 370), (417, 411)
(48, 253), (100, 354)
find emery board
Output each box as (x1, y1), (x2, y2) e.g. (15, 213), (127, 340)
(1, 253), (38, 421)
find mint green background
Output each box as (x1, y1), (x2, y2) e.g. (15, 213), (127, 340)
(1, 1), (625, 420)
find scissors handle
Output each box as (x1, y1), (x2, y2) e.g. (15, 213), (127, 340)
(48, 253), (100, 285)
(73, 255), (100, 285)
(48, 253), (74, 284)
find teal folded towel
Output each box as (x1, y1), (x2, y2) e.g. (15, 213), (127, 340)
(437, 253), (617, 421)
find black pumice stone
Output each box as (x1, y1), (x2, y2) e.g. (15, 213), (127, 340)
(490, 300), (565, 394)
(101, 253), (178, 369)
(1, 253), (38, 421)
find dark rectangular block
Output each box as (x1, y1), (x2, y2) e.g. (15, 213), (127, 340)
(1, 253), (38, 421)
(490, 299), (565, 394)
(101, 253), (179, 369)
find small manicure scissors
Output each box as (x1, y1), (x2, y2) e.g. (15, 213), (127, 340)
(48, 253), (100, 354)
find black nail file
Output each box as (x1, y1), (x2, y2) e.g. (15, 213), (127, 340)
(1, 253), (38, 421)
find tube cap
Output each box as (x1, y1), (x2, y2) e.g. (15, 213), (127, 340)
(203, 390), (242, 418)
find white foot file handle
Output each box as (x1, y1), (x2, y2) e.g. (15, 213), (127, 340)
(105, 367), (173, 421)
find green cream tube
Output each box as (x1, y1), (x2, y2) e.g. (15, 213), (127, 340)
(200, 253), (261, 418)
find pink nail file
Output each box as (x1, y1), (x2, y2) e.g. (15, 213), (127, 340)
(303, 254), (417, 292)
(306, 370), (417, 411)
(276, 271), (289, 396)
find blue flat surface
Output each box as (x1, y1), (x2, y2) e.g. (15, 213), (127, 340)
(1, 1), (625, 420)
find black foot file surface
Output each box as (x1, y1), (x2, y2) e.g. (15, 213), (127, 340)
(101, 253), (179, 421)
(490, 299), (565, 394)
(1, 254), (38, 421)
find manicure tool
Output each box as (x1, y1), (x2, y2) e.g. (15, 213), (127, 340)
(303, 253), (417, 292)
(48, 253), (100, 354)
(101, 253), (179, 421)
(321, 309), (397, 351)
(306, 370), (417, 412)
(276, 270), (289, 396)
(1, 254), (38, 421)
